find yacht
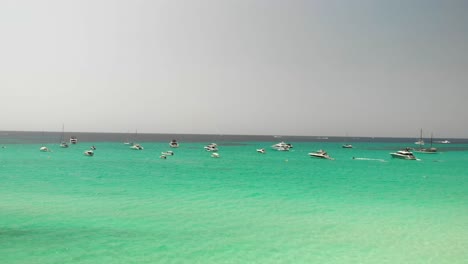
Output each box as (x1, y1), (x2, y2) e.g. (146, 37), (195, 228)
(204, 143), (218, 152)
(414, 133), (437, 154)
(342, 144), (353, 149)
(169, 139), (179, 148)
(40, 146), (50, 152)
(60, 142), (69, 148)
(256, 148), (266, 154)
(390, 149), (417, 160)
(414, 147), (437, 154)
(414, 129), (424, 145)
(161, 151), (174, 156)
(130, 144), (144, 150)
(70, 136), (78, 144)
(437, 140), (451, 144)
(160, 154), (167, 159)
(271, 142), (293, 151)
(211, 152), (220, 158)
(309, 150), (333, 160)
(84, 150), (94, 156)
(90, 146), (96, 150)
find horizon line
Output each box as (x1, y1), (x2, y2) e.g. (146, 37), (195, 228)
(1, 130), (465, 140)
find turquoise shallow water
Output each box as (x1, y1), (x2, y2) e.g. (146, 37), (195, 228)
(1, 141), (467, 263)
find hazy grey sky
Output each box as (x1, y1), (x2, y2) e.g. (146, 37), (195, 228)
(1, 0), (467, 137)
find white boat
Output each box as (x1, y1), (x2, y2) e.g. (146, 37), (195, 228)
(437, 140), (451, 144)
(90, 145), (96, 150)
(271, 141), (292, 151)
(123, 131), (132, 145)
(414, 129), (424, 145)
(40, 146), (50, 152)
(59, 124), (69, 148)
(204, 143), (218, 152)
(414, 133), (437, 154)
(84, 150), (94, 156)
(160, 155), (167, 159)
(309, 150), (333, 160)
(390, 149), (417, 160)
(342, 133), (353, 149)
(127, 130), (140, 147)
(70, 136), (78, 144)
(169, 139), (179, 148)
(130, 144), (144, 150)
(256, 148), (266, 154)
(211, 152), (220, 158)
(161, 151), (174, 156)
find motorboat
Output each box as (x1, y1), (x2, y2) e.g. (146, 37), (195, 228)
(161, 151), (174, 156)
(271, 142), (292, 151)
(390, 149), (417, 160)
(40, 146), (50, 152)
(437, 140), (451, 144)
(211, 153), (220, 158)
(130, 144), (144, 150)
(204, 143), (218, 152)
(84, 150), (94, 156)
(169, 139), (179, 148)
(309, 150), (333, 160)
(90, 146), (96, 150)
(342, 133), (353, 148)
(60, 142), (69, 148)
(257, 148), (266, 154)
(160, 155), (167, 159)
(70, 136), (78, 144)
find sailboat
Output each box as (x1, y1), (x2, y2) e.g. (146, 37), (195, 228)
(59, 124), (69, 148)
(342, 133), (353, 149)
(130, 130), (143, 150)
(414, 129), (425, 145)
(123, 131), (133, 145)
(414, 132), (438, 154)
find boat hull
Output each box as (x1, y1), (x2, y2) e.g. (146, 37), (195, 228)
(390, 153), (416, 160)
(309, 153), (333, 160)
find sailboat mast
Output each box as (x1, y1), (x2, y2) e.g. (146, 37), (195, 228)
(61, 124), (65, 142)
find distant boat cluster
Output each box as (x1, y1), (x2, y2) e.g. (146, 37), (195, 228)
(39, 136), (96, 156)
(27, 131), (453, 161)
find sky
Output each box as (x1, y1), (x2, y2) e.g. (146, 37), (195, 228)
(1, 0), (467, 138)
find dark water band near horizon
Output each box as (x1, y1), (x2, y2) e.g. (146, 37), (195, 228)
(1, 130), (467, 145)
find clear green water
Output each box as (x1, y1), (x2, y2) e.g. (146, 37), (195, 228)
(1, 142), (467, 263)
